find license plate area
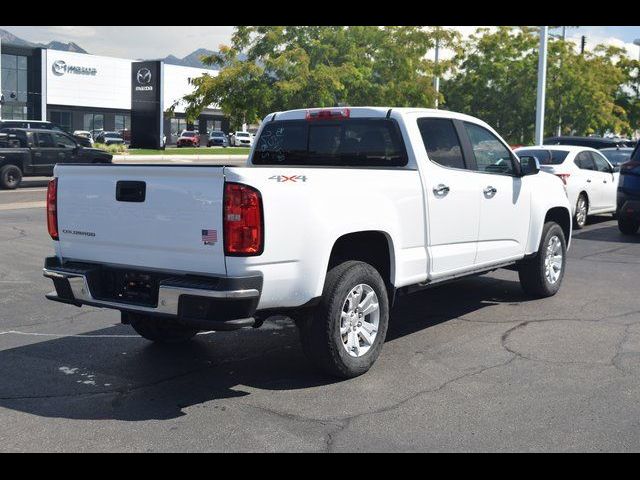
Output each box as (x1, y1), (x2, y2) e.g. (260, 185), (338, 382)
(93, 268), (163, 307)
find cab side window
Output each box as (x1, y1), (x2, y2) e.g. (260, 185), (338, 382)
(54, 132), (76, 148)
(36, 132), (56, 148)
(574, 151), (596, 171)
(417, 118), (466, 170)
(464, 122), (515, 175)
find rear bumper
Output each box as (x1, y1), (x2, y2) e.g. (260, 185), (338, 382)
(43, 257), (262, 331)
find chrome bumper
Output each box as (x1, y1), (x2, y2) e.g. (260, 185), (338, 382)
(43, 268), (260, 317)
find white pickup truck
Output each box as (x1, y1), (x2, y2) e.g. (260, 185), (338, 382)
(44, 107), (571, 378)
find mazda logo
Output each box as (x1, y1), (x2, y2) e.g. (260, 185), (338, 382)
(52, 60), (66, 76)
(137, 68), (152, 85)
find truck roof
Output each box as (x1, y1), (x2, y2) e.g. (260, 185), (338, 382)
(263, 107), (493, 130)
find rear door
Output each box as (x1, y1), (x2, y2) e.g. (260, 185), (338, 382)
(56, 165), (227, 275)
(417, 117), (483, 277)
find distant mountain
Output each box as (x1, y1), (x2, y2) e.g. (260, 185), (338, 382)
(0, 28), (88, 53)
(43, 41), (87, 54)
(162, 48), (220, 70)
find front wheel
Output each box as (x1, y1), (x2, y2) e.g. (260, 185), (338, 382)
(518, 221), (567, 298)
(128, 314), (199, 343)
(297, 261), (389, 378)
(618, 217), (639, 235)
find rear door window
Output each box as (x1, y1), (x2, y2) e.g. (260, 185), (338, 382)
(253, 119), (407, 167)
(417, 118), (466, 169)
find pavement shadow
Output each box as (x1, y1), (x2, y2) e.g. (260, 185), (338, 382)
(0, 275), (527, 421)
(573, 223), (639, 244)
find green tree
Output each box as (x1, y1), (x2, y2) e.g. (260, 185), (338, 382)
(444, 27), (631, 144)
(176, 26), (461, 130)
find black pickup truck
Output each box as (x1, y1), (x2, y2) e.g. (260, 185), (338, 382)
(0, 128), (112, 189)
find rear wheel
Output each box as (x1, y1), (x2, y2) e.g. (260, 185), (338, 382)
(297, 261), (389, 378)
(128, 314), (199, 343)
(518, 221), (567, 298)
(618, 217), (639, 235)
(0, 164), (22, 190)
(574, 193), (588, 230)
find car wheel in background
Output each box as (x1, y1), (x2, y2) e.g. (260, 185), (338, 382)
(618, 217), (639, 235)
(518, 221), (567, 298)
(0, 164), (23, 190)
(573, 193), (588, 230)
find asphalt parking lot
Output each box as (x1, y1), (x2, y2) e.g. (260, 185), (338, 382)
(1, 182), (639, 452)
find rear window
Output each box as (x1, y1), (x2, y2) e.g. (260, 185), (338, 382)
(253, 119), (407, 167)
(519, 149), (569, 165)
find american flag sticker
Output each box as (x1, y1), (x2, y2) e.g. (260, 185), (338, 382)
(201, 229), (218, 246)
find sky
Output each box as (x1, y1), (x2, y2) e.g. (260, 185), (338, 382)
(1, 26), (639, 60)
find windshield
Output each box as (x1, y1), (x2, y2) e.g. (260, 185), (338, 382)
(601, 149), (633, 166)
(518, 149), (569, 165)
(104, 133), (121, 138)
(237, 132), (250, 137)
(182, 132), (196, 137)
(253, 118), (407, 167)
(211, 132), (225, 137)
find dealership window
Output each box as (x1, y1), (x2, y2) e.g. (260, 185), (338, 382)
(170, 118), (188, 143)
(206, 120), (222, 133)
(115, 114), (130, 132)
(84, 113), (104, 133)
(49, 111), (73, 133)
(1, 53), (29, 120)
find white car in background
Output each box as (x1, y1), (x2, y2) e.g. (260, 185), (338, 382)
(515, 145), (619, 229)
(73, 130), (94, 146)
(231, 131), (253, 147)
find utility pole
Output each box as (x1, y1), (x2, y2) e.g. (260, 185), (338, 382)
(434, 33), (440, 109)
(535, 26), (548, 146)
(580, 36), (586, 55)
(0, 38), (3, 120)
(557, 27), (567, 136)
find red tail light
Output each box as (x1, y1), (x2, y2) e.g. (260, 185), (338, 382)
(47, 178), (59, 241)
(555, 173), (571, 186)
(305, 108), (350, 121)
(224, 182), (263, 256)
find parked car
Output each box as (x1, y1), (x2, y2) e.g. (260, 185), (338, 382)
(230, 130), (253, 147)
(543, 135), (624, 150)
(73, 131), (95, 147)
(207, 130), (229, 147)
(515, 145), (618, 229)
(176, 131), (200, 148)
(95, 131), (125, 146)
(43, 107), (572, 378)
(0, 120), (93, 148)
(600, 147), (635, 168)
(617, 144), (640, 235)
(0, 128), (112, 189)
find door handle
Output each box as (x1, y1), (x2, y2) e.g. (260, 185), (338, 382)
(587, 179), (592, 183)
(433, 184), (450, 197)
(483, 186), (497, 196)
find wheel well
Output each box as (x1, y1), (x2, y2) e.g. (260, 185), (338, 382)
(545, 207), (571, 241)
(328, 231), (394, 293)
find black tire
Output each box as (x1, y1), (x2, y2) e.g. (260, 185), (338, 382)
(573, 193), (588, 230)
(618, 217), (640, 235)
(129, 314), (198, 344)
(0, 164), (22, 190)
(518, 221), (567, 298)
(297, 261), (389, 378)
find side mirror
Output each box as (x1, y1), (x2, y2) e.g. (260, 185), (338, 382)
(519, 155), (540, 176)
(612, 165), (621, 173)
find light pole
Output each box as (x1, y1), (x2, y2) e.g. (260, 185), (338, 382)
(634, 39), (640, 61)
(535, 26), (549, 146)
(434, 33), (440, 109)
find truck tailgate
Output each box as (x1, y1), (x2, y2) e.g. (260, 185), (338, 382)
(55, 165), (227, 276)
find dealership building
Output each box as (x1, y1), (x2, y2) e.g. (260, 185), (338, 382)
(0, 42), (227, 145)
